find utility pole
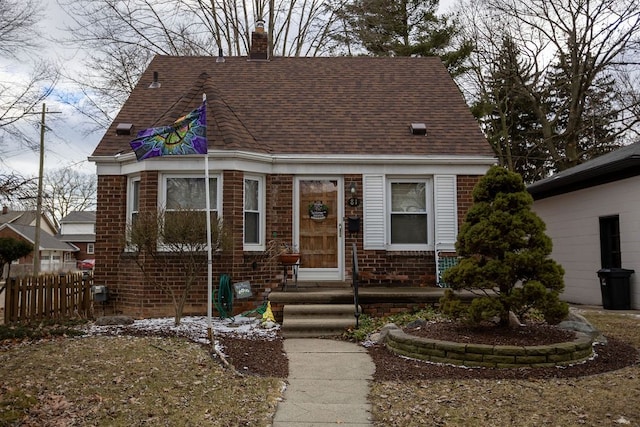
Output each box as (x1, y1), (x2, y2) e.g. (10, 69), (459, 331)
(32, 103), (60, 276)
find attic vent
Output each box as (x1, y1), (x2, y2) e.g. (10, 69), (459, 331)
(116, 123), (134, 135)
(410, 123), (427, 135)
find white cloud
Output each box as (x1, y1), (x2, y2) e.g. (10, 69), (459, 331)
(0, 0), (102, 177)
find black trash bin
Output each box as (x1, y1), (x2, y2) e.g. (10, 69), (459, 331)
(597, 268), (635, 310)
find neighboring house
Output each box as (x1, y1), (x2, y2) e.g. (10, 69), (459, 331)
(58, 211), (96, 265)
(0, 207), (58, 236)
(529, 142), (640, 308)
(0, 211), (78, 276)
(89, 25), (495, 318)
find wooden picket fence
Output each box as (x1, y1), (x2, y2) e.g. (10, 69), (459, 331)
(4, 272), (93, 324)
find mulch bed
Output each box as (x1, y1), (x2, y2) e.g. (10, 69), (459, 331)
(371, 321), (639, 381)
(217, 335), (289, 378)
(217, 322), (639, 381)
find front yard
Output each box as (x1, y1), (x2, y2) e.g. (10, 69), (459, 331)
(0, 309), (639, 426)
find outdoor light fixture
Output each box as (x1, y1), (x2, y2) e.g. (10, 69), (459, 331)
(348, 182), (360, 207)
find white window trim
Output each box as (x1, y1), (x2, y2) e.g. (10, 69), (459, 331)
(243, 174), (266, 251)
(386, 177), (434, 251)
(125, 172), (223, 251)
(87, 243), (95, 255)
(127, 176), (140, 226)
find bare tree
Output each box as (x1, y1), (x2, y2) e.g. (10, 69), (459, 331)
(0, 173), (36, 206)
(0, 0), (44, 57)
(17, 167), (96, 224)
(57, 0), (339, 126)
(62, 44), (153, 133)
(126, 208), (230, 326)
(0, 63), (59, 143)
(457, 0), (640, 176)
(0, 1), (59, 154)
(43, 168), (97, 223)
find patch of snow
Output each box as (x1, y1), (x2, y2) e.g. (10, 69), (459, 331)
(80, 315), (280, 350)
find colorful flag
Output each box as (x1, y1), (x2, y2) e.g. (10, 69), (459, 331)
(130, 102), (207, 160)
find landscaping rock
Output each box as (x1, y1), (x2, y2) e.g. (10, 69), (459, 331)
(558, 311), (607, 344)
(368, 332), (381, 343)
(378, 323), (400, 342)
(509, 311), (524, 328)
(405, 319), (428, 329)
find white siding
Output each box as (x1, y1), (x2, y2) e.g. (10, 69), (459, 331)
(61, 223), (94, 235)
(363, 175), (385, 249)
(533, 175), (640, 308)
(434, 175), (457, 251)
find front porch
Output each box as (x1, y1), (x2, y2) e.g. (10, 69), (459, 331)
(267, 285), (476, 337)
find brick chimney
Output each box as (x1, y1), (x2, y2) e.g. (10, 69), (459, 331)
(2, 206), (7, 215)
(249, 20), (269, 60)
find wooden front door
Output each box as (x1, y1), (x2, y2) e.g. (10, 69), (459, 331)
(296, 178), (343, 281)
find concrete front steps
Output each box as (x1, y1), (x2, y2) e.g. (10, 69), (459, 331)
(281, 304), (360, 338)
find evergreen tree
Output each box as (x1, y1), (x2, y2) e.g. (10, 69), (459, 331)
(0, 237), (33, 286)
(472, 36), (551, 183)
(330, 0), (471, 75)
(472, 37), (622, 182)
(441, 166), (568, 326)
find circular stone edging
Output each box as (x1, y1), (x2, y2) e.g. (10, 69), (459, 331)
(382, 324), (594, 368)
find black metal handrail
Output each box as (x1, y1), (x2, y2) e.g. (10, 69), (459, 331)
(352, 242), (360, 328)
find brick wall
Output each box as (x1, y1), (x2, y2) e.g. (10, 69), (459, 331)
(457, 175), (480, 228)
(355, 175), (482, 288)
(93, 172), (483, 318)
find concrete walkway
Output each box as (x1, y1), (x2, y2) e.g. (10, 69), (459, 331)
(272, 338), (375, 426)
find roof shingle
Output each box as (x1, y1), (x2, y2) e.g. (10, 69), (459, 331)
(92, 56), (493, 159)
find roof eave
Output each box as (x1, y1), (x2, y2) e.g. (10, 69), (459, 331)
(528, 156), (640, 200)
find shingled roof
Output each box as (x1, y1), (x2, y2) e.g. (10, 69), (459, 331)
(92, 56), (493, 159)
(528, 142), (640, 200)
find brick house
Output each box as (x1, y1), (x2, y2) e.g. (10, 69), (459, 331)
(89, 28), (495, 318)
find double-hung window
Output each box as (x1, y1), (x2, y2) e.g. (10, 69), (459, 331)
(160, 175), (220, 246)
(164, 175), (219, 221)
(388, 179), (432, 249)
(244, 175), (265, 250)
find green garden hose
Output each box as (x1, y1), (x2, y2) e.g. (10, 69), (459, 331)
(214, 274), (233, 318)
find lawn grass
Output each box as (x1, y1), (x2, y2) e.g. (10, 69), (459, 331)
(0, 335), (283, 426)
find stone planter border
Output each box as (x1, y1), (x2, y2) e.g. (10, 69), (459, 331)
(382, 324), (594, 368)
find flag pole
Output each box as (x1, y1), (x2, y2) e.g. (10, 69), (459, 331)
(203, 93), (214, 343)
